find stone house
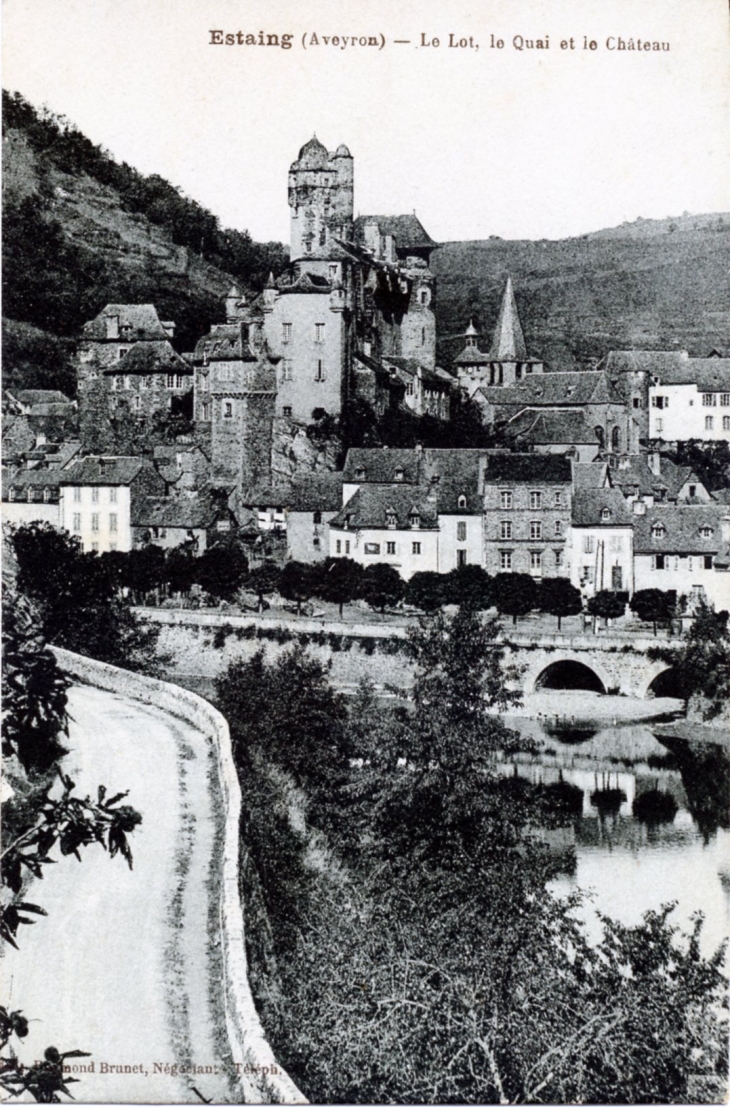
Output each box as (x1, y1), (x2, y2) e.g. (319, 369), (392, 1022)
(329, 484), (440, 580)
(132, 489), (242, 552)
(58, 456), (166, 553)
(2, 467), (64, 527)
(283, 472), (343, 563)
(569, 488), (635, 597)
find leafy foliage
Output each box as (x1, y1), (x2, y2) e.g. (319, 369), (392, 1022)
(318, 557), (364, 616)
(672, 602), (730, 718)
(587, 589), (627, 625)
(630, 588), (677, 635)
(360, 562), (405, 612)
(539, 577), (583, 629)
(492, 571), (539, 624)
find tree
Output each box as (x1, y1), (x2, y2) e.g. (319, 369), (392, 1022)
(361, 563), (404, 614)
(248, 562), (282, 613)
(404, 570), (446, 613)
(120, 544), (167, 603)
(319, 557), (363, 617)
(195, 541), (248, 602)
(164, 540), (198, 597)
(539, 577), (583, 630)
(279, 560), (321, 615)
(443, 564), (492, 609)
(587, 589), (627, 627)
(492, 572), (538, 625)
(630, 588), (677, 635)
(672, 601), (730, 719)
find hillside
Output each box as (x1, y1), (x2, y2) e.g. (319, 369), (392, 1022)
(433, 213), (730, 371)
(2, 91), (287, 394)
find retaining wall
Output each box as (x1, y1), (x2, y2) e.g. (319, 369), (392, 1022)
(51, 647), (307, 1106)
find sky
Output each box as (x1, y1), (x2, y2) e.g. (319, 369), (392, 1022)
(3, 0), (730, 245)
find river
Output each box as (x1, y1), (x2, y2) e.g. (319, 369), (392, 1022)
(504, 691), (730, 960)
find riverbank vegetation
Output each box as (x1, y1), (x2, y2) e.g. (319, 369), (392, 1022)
(218, 605), (728, 1104)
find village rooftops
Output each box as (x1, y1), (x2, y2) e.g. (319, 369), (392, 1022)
(132, 492), (238, 531)
(354, 214), (437, 253)
(478, 370), (623, 408)
(343, 448), (422, 485)
(3, 467), (64, 501)
(59, 457), (153, 486)
(604, 350), (690, 374)
(649, 358), (730, 391)
(286, 472), (343, 513)
(330, 485), (439, 531)
(571, 488), (635, 527)
(503, 408), (602, 445)
(632, 504), (727, 554)
(609, 455), (706, 500)
(483, 453), (572, 484)
(82, 304), (171, 342)
(103, 341), (193, 376)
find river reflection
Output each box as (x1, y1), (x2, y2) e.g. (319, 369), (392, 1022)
(504, 708), (730, 959)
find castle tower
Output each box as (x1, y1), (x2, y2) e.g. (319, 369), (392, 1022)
(288, 136), (354, 263)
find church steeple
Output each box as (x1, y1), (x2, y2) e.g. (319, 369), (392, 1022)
(489, 276), (527, 361)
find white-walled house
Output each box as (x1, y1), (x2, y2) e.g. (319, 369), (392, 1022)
(632, 504), (730, 610)
(2, 468), (63, 527)
(328, 485), (440, 579)
(648, 359), (730, 442)
(569, 489), (635, 598)
(59, 457), (165, 553)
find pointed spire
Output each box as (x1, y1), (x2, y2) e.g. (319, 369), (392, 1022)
(489, 276), (527, 361)
(464, 318), (479, 338)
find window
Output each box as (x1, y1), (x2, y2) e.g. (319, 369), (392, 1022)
(633, 397), (642, 409)
(132, 395), (142, 411)
(702, 393), (717, 406)
(458, 494), (467, 509)
(499, 550), (512, 570)
(123, 376), (131, 391)
(705, 416), (714, 431)
(457, 549), (467, 567)
(282, 360), (293, 381)
(73, 486), (81, 502)
(580, 566), (595, 584)
(409, 512), (420, 529)
(530, 521), (542, 540)
(282, 323), (292, 343)
(313, 510), (322, 525)
(198, 375), (208, 392)
(8, 488), (15, 502)
(386, 512), (397, 528)
(555, 519), (563, 536)
(600, 508), (611, 522)
(109, 514), (117, 532)
(720, 394), (730, 406)
(201, 401), (211, 420)
(328, 264), (338, 280)
(418, 288), (430, 305)
(91, 543), (99, 553)
(405, 382), (415, 397)
(110, 543), (117, 552)
(651, 523), (666, 538)
(26, 488), (35, 503)
(554, 549), (564, 569)
(364, 543), (380, 554)
(43, 488), (51, 503)
(688, 485), (697, 498)
(73, 513), (81, 532)
(109, 487), (117, 504)
(611, 427), (621, 451)
(500, 490), (513, 509)
(554, 490), (562, 506)
(652, 395), (668, 409)
(500, 520), (512, 540)
(283, 406), (292, 417)
(355, 467), (366, 480)
(421, 327), (426, 345)
(91, 514), (99, 532)
(314, 323), (325, 343)
(457, 521), (467, 541)
(700, 526), (714, 538)
(336, 540), (341, 554)
(412, 542), (422, 555)
(583, 536), (595, 554)
(92, 487), (99, 503)
(529, 491), (542, 509)
(386, 541), (396, 555)
(313, 537), (321, 549)
(118, 348), (127, 361)
(314, 360), (326, 382)
(704, 555), (714, 570)
(223, 401), (233, 419)
(655, 554), (666, 570)
(530, 550), (542, 573)
(395, 468), (404, 482)
(724, 417), (730, 431)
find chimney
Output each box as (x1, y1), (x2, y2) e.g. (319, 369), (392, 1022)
(648, 450), (661, 476)
(633, 500), (646, 515)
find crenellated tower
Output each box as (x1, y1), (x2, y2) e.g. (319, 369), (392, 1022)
(288, 136), (354, 264)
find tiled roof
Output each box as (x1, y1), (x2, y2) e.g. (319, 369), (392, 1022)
(193, 324), (260, 362)
(573, 462), (610, 490)
(478, 371), (622, 408)
(82, 304), (168, 342)
(8, 390), (72, 406)
(132, 494), (230, 529)
(342, 448), (422, 484)
(604, 350), (689, 374)
(421, 449), (485, 514)
(633, 505), (727, 554)
(489, 276), (528, 361)
(286, 472), (343, 512)
(104, 341), (192, 376)
(483, 453), (572, 484)
(504, 408), (600, 445)
(330, 485), (438, 530)
(454, 345), (491, 366)
(650, 358), (730, 391)
(571, 489), (634, 527)
(59, 457), (149, 486)
(354, 214), (436, 250)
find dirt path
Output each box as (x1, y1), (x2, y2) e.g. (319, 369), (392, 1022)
(4, 684), (240, 1103)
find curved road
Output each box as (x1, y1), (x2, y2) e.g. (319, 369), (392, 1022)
(5, 683), (241, 1103)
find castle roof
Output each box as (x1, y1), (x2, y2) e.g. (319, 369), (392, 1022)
(354, 214), (436, 251)
(333, 143), (352, 158)
(294, 135), (330, 168)
(82, 304), (168, 342)
(193, 324), (264, 363)
(103, 340), (192, 376)
(489, 276), (528, 361)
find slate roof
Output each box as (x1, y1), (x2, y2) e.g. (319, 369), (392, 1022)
(571, 489), (634, 527)
(478, 371), (622, 408)
(59, 457), (150, 486)
(3, 467), (64, 500)
(421, 449), (485, 514)
(330, 485), (439, 530)
(572, 463), (610, 490)
(286, 472), (343, 513)
(632, 505), (726, 554)
(483, 453), (572, 484)
(489, 276), (528, 361)
(454, 344), (491, 366)
(292, 136), (331, 169)
(354, 214), (436, 250)
(104, 341), (193, 376)
(342, 448), (422, 484)
(9, 390), (72, 406)
(604, 350), (690, 374)
(651, 358), (730, 391)
(504, 408), (601, 445)
(193, 324), (262, 363)
(82, 304), (168, 342)
(132, 494), (232, 530)
(609, 455), (706, 500)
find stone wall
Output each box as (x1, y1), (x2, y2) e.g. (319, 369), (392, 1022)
(51, 646), (306, 1106)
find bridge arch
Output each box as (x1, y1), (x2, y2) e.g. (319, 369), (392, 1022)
(638, 664), (684, 700)
(523, 652), (612, 695)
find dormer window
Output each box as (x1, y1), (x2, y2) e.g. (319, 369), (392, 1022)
(431, 475), (441, 486)
(394, 467), (404, 482)
(651, 523), (666, 538)
(700, 526), (714, 538)
(601, 508), (612, 522)
(27, 488), (35, 503)
(43, 488), (51, 503)
(386, 510), (398, 528)
(355, 466), (366, 480)
(458, 494), (467, 509)
(409, 511), (420, 529)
